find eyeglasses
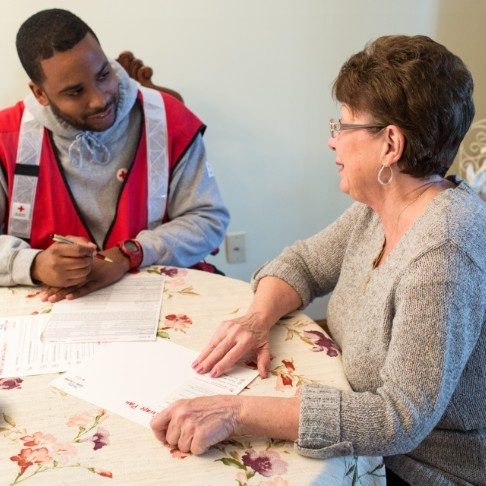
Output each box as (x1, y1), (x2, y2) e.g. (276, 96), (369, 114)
(329, 118), (386, 138)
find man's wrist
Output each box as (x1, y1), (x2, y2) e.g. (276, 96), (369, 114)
(29, 250), (45, 285)
(116, 239), (143, 270)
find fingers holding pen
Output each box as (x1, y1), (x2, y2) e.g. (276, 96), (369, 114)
(31, 235), (98, 287)
(51, 234), (97, 257)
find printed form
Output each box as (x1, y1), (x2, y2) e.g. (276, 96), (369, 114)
(51, 340), (259, 427)
(42, 273), (165, 343)
(0, 315), (99, 378)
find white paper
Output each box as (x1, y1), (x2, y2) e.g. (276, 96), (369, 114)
(51, 340), (259, 427)
(0, 315), (99, 378)
(42, 273), (165, 343)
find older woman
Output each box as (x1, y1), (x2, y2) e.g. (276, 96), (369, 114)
(151, 36), (485, 485)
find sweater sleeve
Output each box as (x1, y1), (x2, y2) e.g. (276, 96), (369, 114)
(252, 203), (367, 307)
(136, 134), (230, 267)
(296, 243), (484, 457)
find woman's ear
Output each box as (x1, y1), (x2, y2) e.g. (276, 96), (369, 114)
(28, 82), (49, 106)
(381, 125), (405, 167)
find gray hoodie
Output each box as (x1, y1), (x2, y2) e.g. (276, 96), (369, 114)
(0, 62), (229, 286)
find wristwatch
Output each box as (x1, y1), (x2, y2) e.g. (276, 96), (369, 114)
(117, 239), (143, 270)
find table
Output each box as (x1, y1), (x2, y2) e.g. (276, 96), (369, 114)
(0, 267), (386, 485)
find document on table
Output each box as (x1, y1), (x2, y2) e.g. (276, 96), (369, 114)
(0, 315), (99, 378)
(51, 340), (259, 428)
(42, 273), (165, 343)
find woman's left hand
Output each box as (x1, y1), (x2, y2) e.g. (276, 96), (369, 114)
(150, 395), (242, 455)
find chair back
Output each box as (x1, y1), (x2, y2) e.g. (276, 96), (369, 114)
(116, 51), (183, 103)
(457, 118), (486, 200)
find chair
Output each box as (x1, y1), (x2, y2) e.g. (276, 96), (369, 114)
(116, 51), (184, 103)
(456, 117), (486, 200)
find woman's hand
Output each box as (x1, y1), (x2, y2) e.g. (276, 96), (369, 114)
(151, 395), (300, 455)
(192, 313), (272, 379)
(150, 395), (242, 455)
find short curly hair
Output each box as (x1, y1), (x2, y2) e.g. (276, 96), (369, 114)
(16, 8), (99, 85)
(333, 35), (475, 178)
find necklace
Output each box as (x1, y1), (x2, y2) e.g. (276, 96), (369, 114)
(363, 180), (440, 289)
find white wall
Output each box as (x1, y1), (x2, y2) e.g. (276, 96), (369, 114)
(1, 1), (440, 318)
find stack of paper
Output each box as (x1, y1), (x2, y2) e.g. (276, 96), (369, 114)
(41, 273), (165, 343)
(51, 340), (258, 427)
(0, 315), (99, 378)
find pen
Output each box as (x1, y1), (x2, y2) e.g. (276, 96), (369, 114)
(50, 234), (114, 263)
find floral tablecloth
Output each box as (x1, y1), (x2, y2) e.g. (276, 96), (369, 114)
(0, 267), (385, 486)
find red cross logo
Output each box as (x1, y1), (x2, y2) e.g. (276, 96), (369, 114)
(117, 168), (127, 182)
(17, 205), (25, 213)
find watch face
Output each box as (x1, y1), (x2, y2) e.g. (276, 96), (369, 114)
(125, 240), (139, 252)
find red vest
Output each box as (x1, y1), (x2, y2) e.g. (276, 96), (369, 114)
(0, 90), (204, 250)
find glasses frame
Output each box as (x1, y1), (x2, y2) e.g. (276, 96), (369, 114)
(329, 118), (387, 138)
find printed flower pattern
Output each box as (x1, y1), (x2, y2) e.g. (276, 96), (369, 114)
(271, 358), (314, 391)
(242, 449), (288, 478)
(3, 411), (112, 484)
(279, 318), (340, 356)
(68, 409), (109, 450)
(85, 426), (110, 451)
(148, 266), (200, 302)
(67, 412), (93, 428)
(0, 377), (23, 390)
(157, 313), (193, 338)
(159, 267), (185, 278)
(162, 314), (192, 331)
(95, 469), (113, 478)
(13, 432), (77, 473)
(10, 446), (51, 473)
(214, 439), (290, 485)
(303, 330), (340, 356)
(148, 266), (189, 286)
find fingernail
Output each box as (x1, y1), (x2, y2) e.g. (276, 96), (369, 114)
(210, 369), (218, 378)
(191, 360), (198, 368)
(196, 364), (204, 373)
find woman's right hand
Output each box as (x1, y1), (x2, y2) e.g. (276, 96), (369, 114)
(192, 313), (272, 379)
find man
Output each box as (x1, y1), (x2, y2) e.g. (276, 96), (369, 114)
(0, 9), (229, 302)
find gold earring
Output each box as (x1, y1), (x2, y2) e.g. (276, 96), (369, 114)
(378, 164), (393, 185)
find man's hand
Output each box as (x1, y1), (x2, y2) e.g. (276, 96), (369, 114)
(32, 235), (97, 288)
(191, 313), (272, 379)
(41, 246), (130, 303)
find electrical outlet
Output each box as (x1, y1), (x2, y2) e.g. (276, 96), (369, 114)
(225, 232), (246, 263)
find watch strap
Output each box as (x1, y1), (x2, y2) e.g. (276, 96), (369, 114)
(117, 239), (143, 270)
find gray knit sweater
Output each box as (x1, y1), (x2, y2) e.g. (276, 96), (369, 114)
(253, 178), (485, 485)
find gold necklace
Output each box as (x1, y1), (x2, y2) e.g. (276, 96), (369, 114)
(363, 180), (439, 289)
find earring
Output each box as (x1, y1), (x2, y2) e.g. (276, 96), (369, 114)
(378, 164), (393, 185)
